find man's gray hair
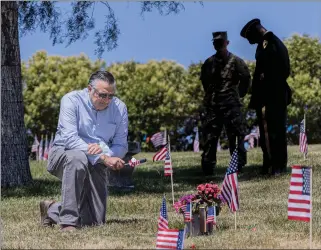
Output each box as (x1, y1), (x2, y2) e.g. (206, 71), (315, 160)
(88, 71), (116, 91)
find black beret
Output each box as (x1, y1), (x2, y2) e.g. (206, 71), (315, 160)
(212, 31), (228, 41)
(240, 18), (261, 38)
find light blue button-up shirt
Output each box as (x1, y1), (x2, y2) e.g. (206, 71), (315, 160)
(53, 88), (128, 165)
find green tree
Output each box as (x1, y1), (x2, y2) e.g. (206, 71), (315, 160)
(1, 1), (200, 187)
(284, 34), (321, 142)
(22, 51), (105, 136)
(107, 60), (189, 135)
(184, 62), (204, 116)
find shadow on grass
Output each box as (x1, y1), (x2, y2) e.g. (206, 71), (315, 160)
(124, 163), (272, 196)
(1, 179), (61, 199)
(2, 163), (287, 199)
(106, 218), (148, 224)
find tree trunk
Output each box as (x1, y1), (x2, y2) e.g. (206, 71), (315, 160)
(1, 1), (32, 187)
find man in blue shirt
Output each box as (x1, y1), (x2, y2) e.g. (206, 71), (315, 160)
(40, 71), (128, 231)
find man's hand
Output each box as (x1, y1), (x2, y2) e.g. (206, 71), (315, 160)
(100, 155), (125, 171)
(87, 143), (102, 155)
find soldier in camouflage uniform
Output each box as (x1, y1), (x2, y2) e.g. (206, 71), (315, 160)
(200, 31), (251, 175)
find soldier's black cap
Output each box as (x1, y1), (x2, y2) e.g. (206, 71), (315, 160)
(212, 31), (228, 41)
(240, 18), (261, 38)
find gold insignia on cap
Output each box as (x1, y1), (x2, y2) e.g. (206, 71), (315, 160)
(263, 40), (268, 49)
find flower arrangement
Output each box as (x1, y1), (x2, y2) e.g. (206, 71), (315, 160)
(174, 182), (224, 215)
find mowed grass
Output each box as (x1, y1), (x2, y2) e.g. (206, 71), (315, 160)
(2, 145), (321, 249)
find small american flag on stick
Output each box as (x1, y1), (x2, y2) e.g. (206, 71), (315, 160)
(31, 135), (39, 153)
(156, 229), (185, 250)
(184, 202), (192, 222)
(206, 206), (216, 224)
(164, 144), (173, 176)
(158, 196), (169, 230)
(299, 119), (308, 156)
(151, 130), (167, 148)
(153, 144), (168, 162)
(221, 149), (239, 212)
(288, 165), (311, 222)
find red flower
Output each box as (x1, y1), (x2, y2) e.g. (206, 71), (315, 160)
(197, 184), (205, 192)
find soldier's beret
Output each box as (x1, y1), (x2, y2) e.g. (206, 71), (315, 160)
(240, 18), (261, 38)
(212, 31), (228, 41)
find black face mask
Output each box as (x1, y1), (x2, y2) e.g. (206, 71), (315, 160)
(213, 39), (225, 51)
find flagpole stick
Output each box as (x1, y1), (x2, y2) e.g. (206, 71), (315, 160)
(168, 135), (175, 205)
(190, 203), (193, 237)
(170, 173), (174, 205)
(303, 113), (307, 160)
(234, 212), (237, 230)
(309, 167), (312, 249)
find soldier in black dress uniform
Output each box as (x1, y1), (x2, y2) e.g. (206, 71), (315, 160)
(240, 18), (292, 175)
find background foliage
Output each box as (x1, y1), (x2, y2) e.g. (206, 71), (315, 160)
(22, 34), (321, 148)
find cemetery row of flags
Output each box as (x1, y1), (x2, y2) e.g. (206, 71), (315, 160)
(31, 134), (55, 161)
(150, 129), (201, 153)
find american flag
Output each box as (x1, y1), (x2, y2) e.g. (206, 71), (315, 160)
(153, 144), (168, 162)
(151, 130), (167, 148)
(38, 137), (43, 161)
(221, 149), (239, 212)
(158, 196), (169, 230)
(184, 202), (192, 222)
(48, 133), (55, 152)
(179, 204), (187, 213)
(299, 119), (308, 156)
(156, 229), (185, 250)
(31, 135), (39, 153)
(164, 144), (173, 176)
(43, 135), (49, 161)
(288, 165), (311, 222)
(206, 206), (216, 224)
(193, 129), (200, 152)
(128, 157), (144, 168)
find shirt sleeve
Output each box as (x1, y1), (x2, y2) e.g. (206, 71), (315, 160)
(58, 95), (88, 152)
(108, 105), (129, 159)
(87, 141), (112, 165)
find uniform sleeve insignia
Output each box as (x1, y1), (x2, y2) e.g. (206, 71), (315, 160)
(263, 40), (268, 49)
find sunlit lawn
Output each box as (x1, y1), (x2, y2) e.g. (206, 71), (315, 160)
(2, 145), (321, 249)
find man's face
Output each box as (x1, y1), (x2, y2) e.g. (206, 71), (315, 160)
(213, 39), (229, 52)
(245, 29), (260, 45)
(88, 80), (115, 111)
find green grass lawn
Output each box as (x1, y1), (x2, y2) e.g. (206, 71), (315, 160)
(2, 145), (321, 249)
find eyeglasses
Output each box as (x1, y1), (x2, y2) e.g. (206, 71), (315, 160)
(92, 87), (115, 100)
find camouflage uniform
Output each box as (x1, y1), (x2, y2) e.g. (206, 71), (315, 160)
(200, 32), (251, 175)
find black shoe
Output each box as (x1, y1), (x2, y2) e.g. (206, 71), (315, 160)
(203, 169), (214, 176)
(260, 168), (269, 175)
(201, 161), (215, 176)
